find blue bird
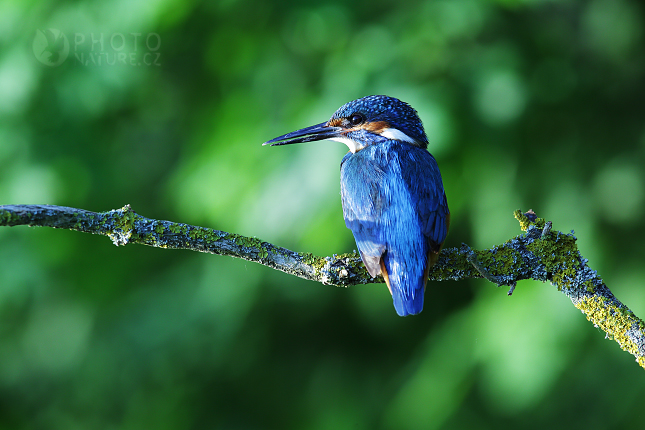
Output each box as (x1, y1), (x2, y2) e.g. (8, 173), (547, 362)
(263, 95), (449, 316)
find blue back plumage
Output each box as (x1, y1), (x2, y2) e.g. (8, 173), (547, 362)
(340, 140), (448, 316)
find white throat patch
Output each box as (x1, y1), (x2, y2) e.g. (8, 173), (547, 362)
(329, 136), (366, 153)
(328, 127), (418, 153)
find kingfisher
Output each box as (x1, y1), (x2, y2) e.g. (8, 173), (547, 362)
(263, 95), (449, 316)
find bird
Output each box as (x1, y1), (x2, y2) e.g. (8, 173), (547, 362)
(263, 95), (449, 316)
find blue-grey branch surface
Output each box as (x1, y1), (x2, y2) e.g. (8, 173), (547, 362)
(1, 204), (643, 369)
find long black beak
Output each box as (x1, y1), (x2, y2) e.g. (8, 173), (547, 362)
(262, 122), (342, 146)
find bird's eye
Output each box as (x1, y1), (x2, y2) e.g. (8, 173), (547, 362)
(348, 113), (365, 126)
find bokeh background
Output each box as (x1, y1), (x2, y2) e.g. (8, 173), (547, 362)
(1, 0), (645, 428)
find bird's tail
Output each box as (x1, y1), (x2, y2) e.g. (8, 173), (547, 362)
(380, 258), (425, 316)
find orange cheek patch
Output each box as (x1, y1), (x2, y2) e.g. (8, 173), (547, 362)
(327, 119), (391, 134)
(360, 120), (390, 133)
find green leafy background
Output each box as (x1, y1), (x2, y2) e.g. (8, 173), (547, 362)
(1, 0), (644, 428)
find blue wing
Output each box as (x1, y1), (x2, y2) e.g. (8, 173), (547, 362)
(340, 141), (449, 316)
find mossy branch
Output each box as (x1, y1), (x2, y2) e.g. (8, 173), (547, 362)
(1, 204), (644, 369)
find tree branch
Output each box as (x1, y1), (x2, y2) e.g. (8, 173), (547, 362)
(1, 204), (644, 369)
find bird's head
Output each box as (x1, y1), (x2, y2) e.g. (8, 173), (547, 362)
(263, 95), (429, 153)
